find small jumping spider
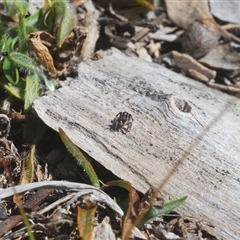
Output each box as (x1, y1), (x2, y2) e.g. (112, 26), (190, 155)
(111, 111), (133, 134)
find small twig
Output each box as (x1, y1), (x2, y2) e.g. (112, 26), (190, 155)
(221, 27), (240, 45)
(207, 82), (240, 92)
(131, 13), (166, 42)
(38, 193), (76, 214)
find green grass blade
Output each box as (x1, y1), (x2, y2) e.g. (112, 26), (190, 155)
(25, 1), (51, 30)
(53, 0), (77, 47)
(4, 81), (25, 100)
(17, 202), (36, 240)
(8, 52), (55, 91)
(4, 0), (29, 21)
(3, 57), (20, 84)
(59, 128), (100, 188)
(138, 196), (188, 228)
(8, 52), (40, 74)
(13, 0), (29, 53)
(18, 14), (28, 53)
(24, 74), (39, 112)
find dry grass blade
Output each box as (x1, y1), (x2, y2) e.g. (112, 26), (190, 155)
(13, 144), (35, 203)
(77, 194), (98, 240)
(0, 180), (124, 217)
(103, 180), (140, 240)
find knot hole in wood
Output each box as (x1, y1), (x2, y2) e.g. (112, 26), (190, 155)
(173, 98), (192, 113)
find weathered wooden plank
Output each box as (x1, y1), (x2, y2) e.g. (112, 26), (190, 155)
(33, 48), (240, 240)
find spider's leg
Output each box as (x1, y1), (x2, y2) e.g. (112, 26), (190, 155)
(115, 112), (122, 119)
(126, 122), (132, 132)
(129, 115), (134, 122)
(121, 122), (132, 133)
(111, 112), (122, 131)
(121, 128), (128, 134)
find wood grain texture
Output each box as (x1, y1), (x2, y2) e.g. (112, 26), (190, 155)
(33, 48), (240, 240)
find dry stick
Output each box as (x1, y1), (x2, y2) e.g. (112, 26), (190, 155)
(38, 192), (76, 215)
(207, 82), (240, 93)
(125, 97), (239, 239)
(0, 188), (53, 237)
(131, 13), (166, 42)
(221, 28), (240, 45)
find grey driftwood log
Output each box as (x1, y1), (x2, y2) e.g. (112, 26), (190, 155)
(33, 48), (240, 240)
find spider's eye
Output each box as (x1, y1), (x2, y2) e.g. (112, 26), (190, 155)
(122, 112), (128, 121)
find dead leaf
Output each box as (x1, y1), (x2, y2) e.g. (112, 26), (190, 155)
(121, 185), (141, 240)
(209, 0), (240, 24)
(148, 26), (178, 42)
(27, 32), (58, 77)
(199, 43), (240, 70)
(77, 193), (98, 240)
(136, 46), (152, 62)
(102, 180), (142, 240)
(54, 26), (87, 70)
(92, 217), (116, 240)
(177, 216), (218, 240)
(146, 40), (161, 58)
(165, 0), (212, 29)
(181, 18), (221, 59)
(0, 114), (10, 138)
(187, 69), (209, 82)
(28, 28), (87, 77)
(172, 51), (216, 81)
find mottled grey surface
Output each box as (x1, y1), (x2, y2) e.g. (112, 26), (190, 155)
(33, 48), (240, 240)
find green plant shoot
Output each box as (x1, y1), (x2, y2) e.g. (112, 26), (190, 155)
(59, 128), (100, 188)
